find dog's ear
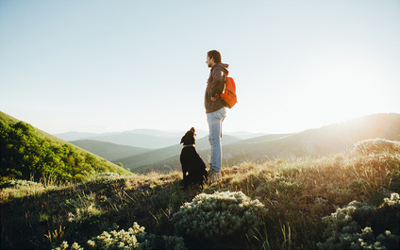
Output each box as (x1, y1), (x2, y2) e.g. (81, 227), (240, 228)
(181, 130), (191, 144)
(180, 133), (188, 144)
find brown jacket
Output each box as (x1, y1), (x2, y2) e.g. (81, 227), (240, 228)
(204, 63), (229, 113)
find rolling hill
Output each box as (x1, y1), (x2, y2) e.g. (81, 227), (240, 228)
(70, 140), (152, 162)
(222, 112), (400, 162)
(124, 113), (400, 173)
(55, 129), (267, 149)
(114, 134), (242, 172)
(55, 129), (210, 149)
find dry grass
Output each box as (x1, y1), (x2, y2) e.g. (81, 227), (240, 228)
(1, 139), (399, 249)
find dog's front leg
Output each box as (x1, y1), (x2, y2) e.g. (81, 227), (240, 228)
(182, 164), (189, 188)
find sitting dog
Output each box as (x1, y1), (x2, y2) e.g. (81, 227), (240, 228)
(180, 127), (207, 189)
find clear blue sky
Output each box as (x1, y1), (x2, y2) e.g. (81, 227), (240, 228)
(1, 0), (399, 134)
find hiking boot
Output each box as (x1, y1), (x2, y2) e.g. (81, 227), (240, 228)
(208, 170), (222, 183)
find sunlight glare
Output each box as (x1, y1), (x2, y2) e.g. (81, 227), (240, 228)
(298, 58), (386, 123)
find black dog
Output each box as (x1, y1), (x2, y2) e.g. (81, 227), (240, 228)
(180, 127), (207, 189)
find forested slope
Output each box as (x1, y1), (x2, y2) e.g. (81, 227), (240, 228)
(0, 111), (131, 182)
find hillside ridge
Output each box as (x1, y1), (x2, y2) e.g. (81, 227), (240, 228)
(0, 111), (131, 182)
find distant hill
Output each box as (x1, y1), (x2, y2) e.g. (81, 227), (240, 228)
(221, 113), (400, 163)
(89, 133), (179, 149)
(0, 111), (131, 182)
(70, 140), (151, 162)
(55, 129), (210, 149)
(52, 131), (105, 141)
(55, 129), (265, 149)
(128, 113), (400, 173)
(224, 131), (270, 140)
(115, 134), (242, 172)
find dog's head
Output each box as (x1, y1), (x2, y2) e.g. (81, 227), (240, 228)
(180, 127), (196, 146)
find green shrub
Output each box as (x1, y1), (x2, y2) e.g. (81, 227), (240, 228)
(317, 193), (400, 249)
(171, 191), (269, 247)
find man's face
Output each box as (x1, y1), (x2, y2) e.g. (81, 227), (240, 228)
(206, 55), (214, 68)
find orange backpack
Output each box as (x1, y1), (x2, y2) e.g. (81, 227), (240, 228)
(220, 76), (237, 108)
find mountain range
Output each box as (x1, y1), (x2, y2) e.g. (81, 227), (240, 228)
(65, 113), (400, 174)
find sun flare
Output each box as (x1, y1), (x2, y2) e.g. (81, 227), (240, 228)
(299, 58), (387, 121)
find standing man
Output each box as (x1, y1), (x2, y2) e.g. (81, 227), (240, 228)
(205, 50), (229, 182)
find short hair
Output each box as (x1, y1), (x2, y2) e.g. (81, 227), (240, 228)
(207, 50), (222, 64)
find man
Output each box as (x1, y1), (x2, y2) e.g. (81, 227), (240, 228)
(204, 50), (229, 182)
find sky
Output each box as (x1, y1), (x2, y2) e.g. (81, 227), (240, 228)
(1, 0), (399, 135)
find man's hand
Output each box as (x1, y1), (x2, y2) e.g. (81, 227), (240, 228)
(211, 94), (219, 101)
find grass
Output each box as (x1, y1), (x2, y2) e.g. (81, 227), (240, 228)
(1, 139), (399, 249)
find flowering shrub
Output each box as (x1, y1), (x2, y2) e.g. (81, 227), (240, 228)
(53, 241), (83, 250)
(90, 172), (121, 181)
(86, 222), (145, 249)
(52, 222), (186, 250)
(383, 193), (400, 208)
(0, 179), (43, 189)
(171, 191), (268, 246)
(317, 193), (400, 249)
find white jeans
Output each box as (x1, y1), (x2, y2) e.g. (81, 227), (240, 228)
(207, 108), (227, 172)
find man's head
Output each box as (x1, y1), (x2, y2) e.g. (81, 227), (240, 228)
(206, 50), (221, 68)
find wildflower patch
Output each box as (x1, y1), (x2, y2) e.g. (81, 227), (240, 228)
(52, 222), (186, 250)
(171, 191), (268, 246)
(317, 193), (400, 249)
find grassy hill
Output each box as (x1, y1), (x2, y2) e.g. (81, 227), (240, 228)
(0, 111), (131, 182)
(1, 138), (399, 249)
